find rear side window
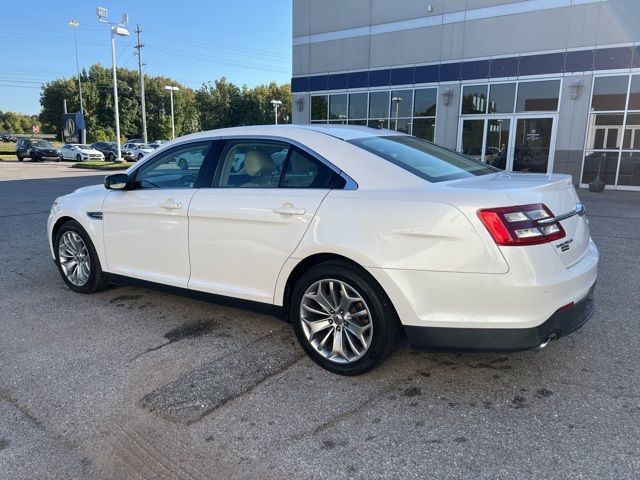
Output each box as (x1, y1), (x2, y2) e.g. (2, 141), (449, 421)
(282, 148), (339, 189)
(349, 136), (497, 182)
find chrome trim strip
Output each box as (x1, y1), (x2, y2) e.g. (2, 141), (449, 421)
(538, 203), (585, 225)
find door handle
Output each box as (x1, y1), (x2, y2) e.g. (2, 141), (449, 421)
(272, 203), (306, 216)
(160, 200), (182, 210)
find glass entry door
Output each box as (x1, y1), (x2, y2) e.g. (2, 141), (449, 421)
(458, 117), (511, 168)
(512, 117), (555, 173)
(458, 115), (556, 173)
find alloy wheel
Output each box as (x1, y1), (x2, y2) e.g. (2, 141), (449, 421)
(300, 279), (373, 364)
(58, 231), (91, 286)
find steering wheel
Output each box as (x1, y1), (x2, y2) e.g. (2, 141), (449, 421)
(176, 173), (197, 188)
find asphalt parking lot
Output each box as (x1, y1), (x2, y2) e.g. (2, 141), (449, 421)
(1, 160), (639, 479)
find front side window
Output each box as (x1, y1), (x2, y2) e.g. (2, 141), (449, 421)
(134, 142), (210, 189)
(215, 141), (289, 188)
(349, 136), (497, 183)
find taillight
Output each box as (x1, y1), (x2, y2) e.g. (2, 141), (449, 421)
(478, 203), (565, 246)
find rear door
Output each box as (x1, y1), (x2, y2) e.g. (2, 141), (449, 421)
(102, 141), (212, 287)
(187, 139), (342, 303)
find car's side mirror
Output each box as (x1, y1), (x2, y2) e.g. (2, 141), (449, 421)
(104, 173), (129, 190)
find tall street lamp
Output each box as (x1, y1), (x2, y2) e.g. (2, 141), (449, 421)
(270, 99), (282, 125)
(68, 19), (86, 144)
(164, 86), (179, 139)
(97, 7), (129, 162)
(392, 96), (403, 131)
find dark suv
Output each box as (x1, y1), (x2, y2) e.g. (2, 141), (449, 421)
(91, 141), (136, 161)
(16, 139), (61, 161)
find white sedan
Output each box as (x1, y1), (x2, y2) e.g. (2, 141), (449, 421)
(60, 144), (104, 162)
(47, 125), (598, 375)
(123, 142), (154, 160)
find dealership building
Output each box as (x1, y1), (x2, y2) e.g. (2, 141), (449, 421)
(291, 0), (640, 190)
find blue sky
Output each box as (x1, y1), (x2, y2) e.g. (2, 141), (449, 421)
(0, 0), (292, 114)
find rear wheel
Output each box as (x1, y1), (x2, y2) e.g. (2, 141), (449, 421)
(54, 220), (109, 293)
(290, 260), (400, 375)
(108, 152), (115, 161)
(17, 154), (23, 161)
(76, 153), (82, 161)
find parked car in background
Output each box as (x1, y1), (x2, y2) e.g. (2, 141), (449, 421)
(48, 124), (598, 375)
(91, 142), (136, 161)
(123, 142), (154, 160)
(149, 139), (169, 149)
(60, 144), (105, 162)
(16, 138), (60, 161)
(1, 132), (16, 143)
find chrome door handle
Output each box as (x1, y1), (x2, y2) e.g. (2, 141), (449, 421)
(160, 200), (182, 210)
(272, 203), (306, 216)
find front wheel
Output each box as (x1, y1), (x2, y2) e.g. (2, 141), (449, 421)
(76, 153), (82, 161)
(108, 152), (115, 161)
(54, 220), (109, 293)
(290, 260), (400, 375)
(17, 154), (23, 161)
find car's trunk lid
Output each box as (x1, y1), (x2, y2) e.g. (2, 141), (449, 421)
(447, 172), (590, 268)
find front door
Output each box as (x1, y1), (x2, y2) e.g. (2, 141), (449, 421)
(102, 141), (212, 287)
(512, 117), (556, 173)
(188, 139), (341, 304)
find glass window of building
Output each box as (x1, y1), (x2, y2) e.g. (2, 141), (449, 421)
(414, 88), (437, 117)
(516, 80), (560, 112)
(488, 83), (516, 114)
(311, 95), (328, 121)
(582, 74), (640, 188)
(329, 94), (347, 121)
(591, 76), (628, 111)
(461, 84), (488, 114)
(412, 118), (435, 142)
(348, 93), (368, 120)
(367, 118), (389, 130)
(627, 75), (640, 110)
(390, 90), (414, 119)
(369, 91), (390, 119)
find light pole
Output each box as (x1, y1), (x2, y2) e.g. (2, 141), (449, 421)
(164, 86), (179, 139)
(270, 99), (282, 125)
(97, 7), (129, 162)
(392, 96), (402, 131)
(68, 19), (86, 144)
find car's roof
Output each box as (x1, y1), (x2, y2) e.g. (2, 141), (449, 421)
(175, 124), (408, 143)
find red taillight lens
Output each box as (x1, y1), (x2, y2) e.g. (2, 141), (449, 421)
(478, 203), (566, 246)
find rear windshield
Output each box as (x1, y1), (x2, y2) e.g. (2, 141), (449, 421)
(349, 136), (497, 183)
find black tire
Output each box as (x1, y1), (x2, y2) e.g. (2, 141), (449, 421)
(108, 152), (115, 161)
(76, 153), (82, 161)
(17, 154), (23, 161)
(138, 153), (144, 160)
(290, 260), (400, 375)
(54, 220), (110, 294)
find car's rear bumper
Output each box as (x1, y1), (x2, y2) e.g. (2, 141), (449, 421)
(404, 283), (595, 351)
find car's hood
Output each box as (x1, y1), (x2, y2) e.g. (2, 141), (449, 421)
(78, 148), (102, 155)
(73, 184), (105, 194)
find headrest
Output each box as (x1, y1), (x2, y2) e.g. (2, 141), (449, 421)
(244, 149), (275, 177)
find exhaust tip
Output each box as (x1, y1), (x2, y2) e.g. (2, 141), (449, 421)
(536, 333), (558, 351)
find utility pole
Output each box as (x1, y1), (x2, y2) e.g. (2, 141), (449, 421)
(134, 25), (148, 144)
